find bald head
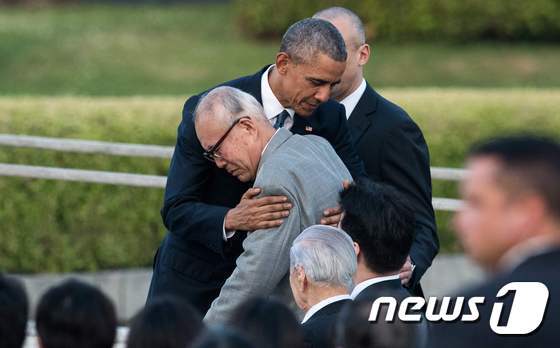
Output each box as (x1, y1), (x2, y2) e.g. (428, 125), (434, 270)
(194, 86), (268, 128)
(313, 7), (366, 49)
(313, 7), (370, 101)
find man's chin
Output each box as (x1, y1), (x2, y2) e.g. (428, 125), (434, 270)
(295, 106), (314, 117)
(236, 173), (252, 182)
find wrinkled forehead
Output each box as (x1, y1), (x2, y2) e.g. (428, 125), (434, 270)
(195, 114), (228, 149)
(298, 54), (344, 81)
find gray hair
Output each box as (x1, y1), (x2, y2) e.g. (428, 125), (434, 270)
(279, 18), (347, 64)
(194, 86), (268, 127)
(313, 7), (366, 48)
(290, 225), (357, 291)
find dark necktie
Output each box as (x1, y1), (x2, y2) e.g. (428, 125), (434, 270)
(273, 110), (290, 129)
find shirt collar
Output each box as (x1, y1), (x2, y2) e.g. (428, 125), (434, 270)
(301, 294), (352, 324)
(340, 78), (367, 119)
(498, 234), (560, 272)
(350, 274), (400, 300)
(261, 129), (280, 156)
(261, 65), (295, 120)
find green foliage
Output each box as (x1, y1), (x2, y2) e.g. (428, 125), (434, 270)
(1, 91), (560, 272)
(1, 4), (560, 96)
(234, 0), (560, 42)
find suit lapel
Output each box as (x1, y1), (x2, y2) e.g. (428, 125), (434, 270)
(348, 83), (378, 144)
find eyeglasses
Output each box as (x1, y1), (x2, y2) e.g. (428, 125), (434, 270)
(202, 117), (247, 162)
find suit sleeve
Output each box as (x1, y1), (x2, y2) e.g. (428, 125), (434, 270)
(381, 121), (439, 288)
(203, 185), (300, 323)
(330, 104), (367, 179)
(160, 97), (229, 256)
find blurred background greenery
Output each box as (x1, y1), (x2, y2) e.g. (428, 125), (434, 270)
(1, 0), (559, 272)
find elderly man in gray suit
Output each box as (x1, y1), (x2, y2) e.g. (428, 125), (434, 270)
(194, 86), (352, 322)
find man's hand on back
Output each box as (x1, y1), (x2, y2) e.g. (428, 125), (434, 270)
(320, 180), (352, 227)
(224, 187), (292, 231)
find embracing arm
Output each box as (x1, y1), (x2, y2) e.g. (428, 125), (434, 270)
(161, 97), (230, 255)
(204, 185), (300, 323)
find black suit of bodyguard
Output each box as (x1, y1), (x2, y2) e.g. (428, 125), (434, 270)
(147, 66), (365, 313)
(348, 84), (438, 292)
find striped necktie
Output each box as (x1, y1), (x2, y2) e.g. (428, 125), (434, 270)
(273, 110), (290, 129)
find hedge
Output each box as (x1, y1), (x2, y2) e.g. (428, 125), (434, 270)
(234, 0), (560, 42)
(1, 90), (559, 272)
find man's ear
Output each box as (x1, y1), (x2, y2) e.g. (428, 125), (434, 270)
(358, 43), (370, 66)
(275, 52), (291, 75)
(353, 242), (361, 258)
(296, 266), (307, 291)
(237, 117), (257, 134)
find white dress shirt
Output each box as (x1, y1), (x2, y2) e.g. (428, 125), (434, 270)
(301, 294), (352, 324)
(261, 65), (295, 128)
(350, 274), (400, 300)
(340, 78), (367, 119)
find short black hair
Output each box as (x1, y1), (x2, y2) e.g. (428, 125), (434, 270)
(280, 18), (347, 64)
(128, 295), (204, 348)
(228, 297), (305, 348)
(0, 274), (29, 348)
(469, 135), (560, 221)
(36, 279), (116, 348)
(340, 179), (415, 273)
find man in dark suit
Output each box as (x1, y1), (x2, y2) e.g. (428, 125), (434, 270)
(289, 225), (357, 348)
(340, 179), (428, 348)
(147, 18), (365, 314)
(431, 136), (560, 347)
(314, 7), (438, 294)
(339, 179), (415, 302)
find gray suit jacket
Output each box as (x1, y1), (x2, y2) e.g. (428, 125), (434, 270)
(204, 128), (352, 322)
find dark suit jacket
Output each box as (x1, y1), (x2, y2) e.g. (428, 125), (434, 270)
(347, 84), (438, 293)
(147, 66), (365, 314)
(354, 278), (428, 348)
(431, 248), (560, 348)
(303, 299), (351, 348)
(353, 278), (410, 303)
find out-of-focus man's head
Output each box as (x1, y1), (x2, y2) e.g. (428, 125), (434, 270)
(455, 135), (560, 271)
(191, 326), (255, 348)
(194, 86), (275, 182)
(340, 179), (415, 276)
(313, 7), (370, 101)
(0, 274), (28, 348)
(336, 298), (418, 348)
(289, 225), (356, 311)
(36, 279), (116, 348)
(127, 295), (204, 348)
(275, 18), (347, 115)
(228, 297), (305, 348)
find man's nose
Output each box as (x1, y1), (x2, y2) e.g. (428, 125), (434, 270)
(314, 85), (330, 103)
(215, 157), (227, 168)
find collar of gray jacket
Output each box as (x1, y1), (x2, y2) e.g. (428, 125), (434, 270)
(257, 128), (293, 174)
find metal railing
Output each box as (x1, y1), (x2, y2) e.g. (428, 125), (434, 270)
(0, 134), (465, 211)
